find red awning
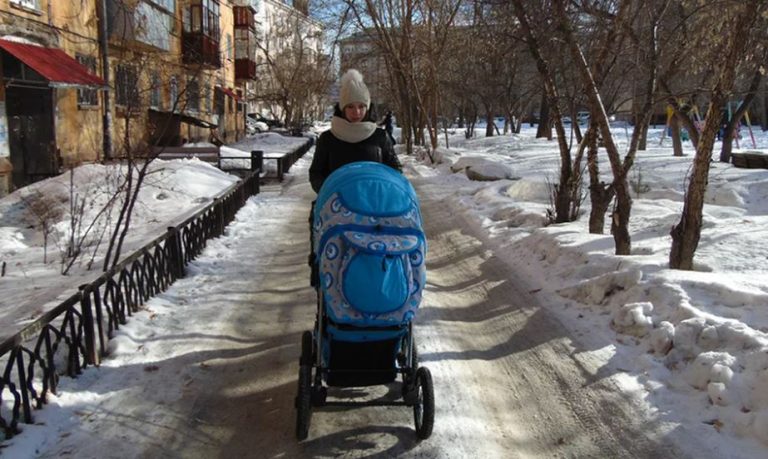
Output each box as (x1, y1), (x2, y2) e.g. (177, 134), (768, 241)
(0, 39), (105, 88)
(218, 86), (241, 101)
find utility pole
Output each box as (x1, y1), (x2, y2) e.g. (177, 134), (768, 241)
(97, 0), (112, 160)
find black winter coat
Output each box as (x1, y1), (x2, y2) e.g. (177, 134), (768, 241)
(309, 127), (401, 193)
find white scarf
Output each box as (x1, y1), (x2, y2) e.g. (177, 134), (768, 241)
(331, 116), (377, 143)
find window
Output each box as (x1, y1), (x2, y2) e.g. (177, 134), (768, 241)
(203, 84), (211, 113)
(10, 0), (39, 11)
(115, 64), (139, 107)
(214, 87), (225, 115)
(235, 28), (254, 59)
(76, 54), (98, 108)
(185, 0), (220, 38)
(149, 72), (161, 109)
(186, 79), (200, 112)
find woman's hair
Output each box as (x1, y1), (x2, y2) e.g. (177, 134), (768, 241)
(334, 103), (376, 122)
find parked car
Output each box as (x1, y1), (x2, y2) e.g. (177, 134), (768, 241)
(247, 117), (269, 134)
(248, 113), (283, 128)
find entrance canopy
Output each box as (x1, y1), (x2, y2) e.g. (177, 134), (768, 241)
(217, 86), (241, 101)
(0, 39), (104, 88)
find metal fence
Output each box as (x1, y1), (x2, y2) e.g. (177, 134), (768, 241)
(0, 169), (261, 440)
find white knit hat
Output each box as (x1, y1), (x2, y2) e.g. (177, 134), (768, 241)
(339, 69), (370, 109)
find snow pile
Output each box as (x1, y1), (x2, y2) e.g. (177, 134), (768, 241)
(0, 157), (234, 317)
(411, 126), (768, 451)
(450, 156), (515, 181)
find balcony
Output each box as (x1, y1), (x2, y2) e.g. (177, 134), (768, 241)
(182, 0), (221, 68)
(182, 33), (221, 68)
(234, 6), (256, 80)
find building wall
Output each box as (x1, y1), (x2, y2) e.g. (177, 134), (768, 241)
(50, 1), (103, 167)
(218, 1), (244, 142)
(0, 0), (310, 195)
(0, 0), (103, 193)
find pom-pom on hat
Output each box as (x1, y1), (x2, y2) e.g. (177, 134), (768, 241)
(339, 69), (371, 109)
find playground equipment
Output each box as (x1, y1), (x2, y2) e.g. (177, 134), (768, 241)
(727, 101), (757, 149)
(659, 100), (757, 148)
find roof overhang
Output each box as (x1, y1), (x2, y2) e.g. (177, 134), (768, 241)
(0, 39), (105, 89)
(217, 86), (241, 101)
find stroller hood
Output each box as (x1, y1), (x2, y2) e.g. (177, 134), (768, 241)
(316, 162), (418, 221)
(313, 162), (426, 327)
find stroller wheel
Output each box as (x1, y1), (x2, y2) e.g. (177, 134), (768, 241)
(295, 364), (312, 440)
(413, 366), (434, 440)
(300, 330), (313, 365)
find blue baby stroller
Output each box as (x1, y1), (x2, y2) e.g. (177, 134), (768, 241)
(296, 162), (434, 440)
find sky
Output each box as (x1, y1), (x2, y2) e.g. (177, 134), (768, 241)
(1, 122), (768, 457)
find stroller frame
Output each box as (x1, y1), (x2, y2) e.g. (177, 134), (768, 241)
(294, 284), (435, 441)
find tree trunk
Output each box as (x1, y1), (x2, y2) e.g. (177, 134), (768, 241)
(719, 69), (762, 162)
(551, 0), (633, 254)
(536, 91), (550, 139)
(587, 127), (613, 233)
(638, 123), (648, 151)
(669, 125), (716, 269)
(670, 2), (759, 270)
(671, 114), (684, 157)
(611, 185), (632, 255)
(763, 86), (768, 130)
(670, 103), (700, 148)
(485, 111), (494, 137)
(511, 0), (573, 223)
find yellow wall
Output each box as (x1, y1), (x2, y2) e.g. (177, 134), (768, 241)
(51, 0), (103, 166)
(0, 0), (103, 167)
(220, 1), (234, 142)
(2, 0), (245, 167)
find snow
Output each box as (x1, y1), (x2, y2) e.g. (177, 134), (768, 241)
(2, 124), (768, 457)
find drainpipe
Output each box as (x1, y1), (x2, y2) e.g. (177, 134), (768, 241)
(97, 0), (113, 160)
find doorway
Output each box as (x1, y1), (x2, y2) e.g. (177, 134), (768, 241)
(6, 85), (56, 190)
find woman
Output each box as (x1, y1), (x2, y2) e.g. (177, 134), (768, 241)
(309, 69), (401, 193)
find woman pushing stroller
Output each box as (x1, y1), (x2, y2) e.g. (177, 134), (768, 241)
(309, 69), (401, 192)
(297, 69), (434, 441)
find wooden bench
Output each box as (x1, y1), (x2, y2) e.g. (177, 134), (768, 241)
(731, 151), (768, 169)
(150, 137), (314, 180)
(152, 146), (221, 168)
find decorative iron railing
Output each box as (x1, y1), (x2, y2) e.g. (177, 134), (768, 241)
(0, 169), (261, 440)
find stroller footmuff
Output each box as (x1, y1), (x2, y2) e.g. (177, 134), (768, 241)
(295, 162), (434, 440)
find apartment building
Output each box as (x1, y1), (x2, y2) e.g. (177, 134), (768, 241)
(0, 0), (104, 196)
(0, 0), (259, 196)
(111, 0), (246, 151)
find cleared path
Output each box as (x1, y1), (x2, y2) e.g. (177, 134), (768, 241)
(37, 157), (696, 458)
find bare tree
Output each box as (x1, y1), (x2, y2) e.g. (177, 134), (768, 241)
(253, 9), (331, 128)
(510, 0), (581, 224)
(670, 1), (767, 270)
(342, 0), (461, 156)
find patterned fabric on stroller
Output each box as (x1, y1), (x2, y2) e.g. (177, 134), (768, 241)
(296, 161), (434, 440)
